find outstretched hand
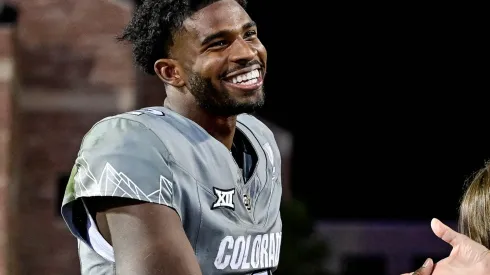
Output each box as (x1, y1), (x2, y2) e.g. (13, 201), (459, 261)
(430, 218), (489, 274)
(402, 218), (490, 275)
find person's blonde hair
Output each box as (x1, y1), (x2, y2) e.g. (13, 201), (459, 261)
(458, 162), (490, 248)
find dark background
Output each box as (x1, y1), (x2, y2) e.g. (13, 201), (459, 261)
(246, 2), (488, 221)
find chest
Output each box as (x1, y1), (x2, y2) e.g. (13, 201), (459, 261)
(157, 118), (284, 273)
(194, 176), (282, 274)
(165, 121), (281, 224)
(190, 129), (283, 274)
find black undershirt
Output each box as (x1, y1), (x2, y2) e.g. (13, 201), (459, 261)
(230, 129), (257, 183)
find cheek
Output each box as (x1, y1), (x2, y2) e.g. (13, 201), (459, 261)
(193, 56), (227, 79)
(254, 41), (267, 62)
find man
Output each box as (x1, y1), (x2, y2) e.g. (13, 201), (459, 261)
(61, 0), (282, 274)
(403, 218), (490, 275)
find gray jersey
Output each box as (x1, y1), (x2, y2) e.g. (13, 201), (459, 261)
(61, 106), (283, 275)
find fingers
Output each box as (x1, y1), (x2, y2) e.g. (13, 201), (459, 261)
(414, 258), (434, 275)
(431, 218), (464, 247)
(403, 258), (433, 275)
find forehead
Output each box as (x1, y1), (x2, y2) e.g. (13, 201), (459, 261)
(183, 0), (252, 38)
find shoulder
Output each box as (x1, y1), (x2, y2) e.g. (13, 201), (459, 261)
(81, 107), (177, 152)
(66, 108), (192, 210)
(237, 113), (282, 163)
(237, 113), (275, 141)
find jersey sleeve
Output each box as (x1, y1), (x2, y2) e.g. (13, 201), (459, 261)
(61, 117), (182, 240)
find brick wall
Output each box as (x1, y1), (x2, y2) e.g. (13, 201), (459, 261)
(16, 112), (118, 275)
(0, 24), (19, 275)
(6, 0), (137, 274)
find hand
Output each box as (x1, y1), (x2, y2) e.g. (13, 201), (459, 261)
(430, 218), (490, 275)
(401, 218), (490, 275)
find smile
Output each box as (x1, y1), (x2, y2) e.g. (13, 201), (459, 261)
(223, 69), (263, 90)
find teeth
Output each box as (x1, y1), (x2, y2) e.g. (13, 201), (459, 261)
(231, 69), (260, 84)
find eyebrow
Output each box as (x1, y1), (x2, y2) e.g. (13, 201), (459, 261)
(200, 21), (257, 46)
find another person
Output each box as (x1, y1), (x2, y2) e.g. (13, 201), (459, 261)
(61, 1), (283, 274)
(458, 162), (490, 248)
(403, 162), (490, 275)
(405, 218), (490, 275)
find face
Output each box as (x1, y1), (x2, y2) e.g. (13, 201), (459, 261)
(163, 0), (267, 116)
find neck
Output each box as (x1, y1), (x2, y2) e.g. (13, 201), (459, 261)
(164, 97), (237, 150)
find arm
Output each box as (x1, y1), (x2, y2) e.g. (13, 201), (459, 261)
(95, 199), (202, 275)
(62, 116), (202, 275)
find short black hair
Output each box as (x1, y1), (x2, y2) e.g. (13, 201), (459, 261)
(118, 0), (248, 75)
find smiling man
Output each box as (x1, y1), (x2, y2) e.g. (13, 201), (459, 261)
(60, 0), (283, 274)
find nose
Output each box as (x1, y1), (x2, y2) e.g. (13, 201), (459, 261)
(228, 37), (256, 65)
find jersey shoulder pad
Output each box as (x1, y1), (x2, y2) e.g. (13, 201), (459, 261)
(69, 115), (177, 207)
(237, 113), (275, 139)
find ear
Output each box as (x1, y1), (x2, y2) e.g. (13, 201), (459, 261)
(154, 59), (185, 87)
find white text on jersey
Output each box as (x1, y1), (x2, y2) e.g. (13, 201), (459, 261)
(214, 232), (282, 270)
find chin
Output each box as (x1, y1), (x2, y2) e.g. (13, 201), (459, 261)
(200, 85), (265, 116)
(205, 98), (264, 117)
(234, 97), (265, 114)
(236, 85), (264, 100)
(235, 89), (264, 106)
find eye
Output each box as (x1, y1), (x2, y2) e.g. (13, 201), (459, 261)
(208, 40), (228, 49)
(244, 30), (257, 39)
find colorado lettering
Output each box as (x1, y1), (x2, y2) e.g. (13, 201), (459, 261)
(214, 232), (282, 270)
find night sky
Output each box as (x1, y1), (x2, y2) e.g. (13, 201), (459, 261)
(248, 2), (486, 221)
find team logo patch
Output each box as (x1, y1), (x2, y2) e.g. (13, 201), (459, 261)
(211, 187), (235, 210)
